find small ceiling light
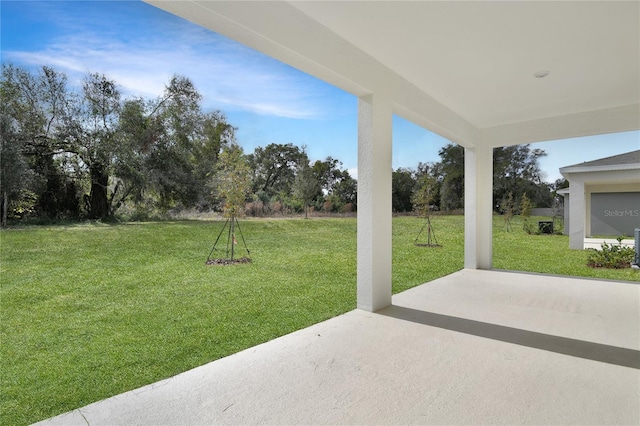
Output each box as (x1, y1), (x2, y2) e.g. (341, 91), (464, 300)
(534, 70), (550, 78)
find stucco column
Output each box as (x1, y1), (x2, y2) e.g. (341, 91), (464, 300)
(357, 94), (392, 312)
(464, 145), (493, 269)
(568, 178), (586, 249)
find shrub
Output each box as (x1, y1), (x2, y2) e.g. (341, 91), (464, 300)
(342, 203), (355, 213)
(523, 220), (535, 235)
(271, 200), (283, 215)
(11, 191), (38, 220)
(586, 238), (635, 269)
(245, 200), (265, 217)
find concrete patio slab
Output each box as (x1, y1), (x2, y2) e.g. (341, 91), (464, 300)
(35, 269), (639, 425)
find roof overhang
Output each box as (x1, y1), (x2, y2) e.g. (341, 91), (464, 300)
(559, 163), (640, 187)
(145, 1), (640, 149)
(560, 163), (640, 175)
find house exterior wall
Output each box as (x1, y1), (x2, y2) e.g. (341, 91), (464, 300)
(562, 194), (570, 235)
(561, 171), (640, 248)
(589, 189), (640, 237)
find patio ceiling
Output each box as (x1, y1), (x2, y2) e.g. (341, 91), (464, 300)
(146, 1), (639, 148)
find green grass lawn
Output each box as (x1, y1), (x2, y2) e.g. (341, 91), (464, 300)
(492, 215), (640, 281)
(1, 216), (637, 425)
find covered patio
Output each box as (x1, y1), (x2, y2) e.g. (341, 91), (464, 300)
(37, 270), (639, 425)
(36, 2), (639, 424)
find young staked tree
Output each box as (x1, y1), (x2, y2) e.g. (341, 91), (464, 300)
(520, 193), (533, 234)
(501, 192), (515, 232)
(217, 143), (250, 217)
(215, 142), (251, 260)
(412, 172), (440, 246)
(412, 174), (436, 218)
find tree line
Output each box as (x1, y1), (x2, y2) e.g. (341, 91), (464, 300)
(392, 143), (567, 215)
(1, 64), (563, 226)
(0, 64), (357, 225)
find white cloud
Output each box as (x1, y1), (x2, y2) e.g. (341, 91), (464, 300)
(3, 7), (327, 120)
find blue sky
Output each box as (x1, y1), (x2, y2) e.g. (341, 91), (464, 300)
(2, 1), (638, 183)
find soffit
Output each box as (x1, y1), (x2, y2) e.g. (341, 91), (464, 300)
(290, 1), (639, 129)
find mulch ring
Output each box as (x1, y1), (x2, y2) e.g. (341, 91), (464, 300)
(205, 257), (252, 266)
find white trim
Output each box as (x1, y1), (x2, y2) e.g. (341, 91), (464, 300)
(560, 163), (640, 175)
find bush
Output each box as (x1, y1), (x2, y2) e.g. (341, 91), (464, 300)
(342, 203), (355, 213)
(586, 238), (635, 269)
(245, 200), (266, 217)
(523, 220), (535, 235)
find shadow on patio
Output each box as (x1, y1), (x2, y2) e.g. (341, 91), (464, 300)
(380, 306), (639, 370)
(36, 269), (639, 425)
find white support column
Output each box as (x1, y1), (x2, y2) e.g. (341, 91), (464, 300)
(357, 94), (392, 312)
(464, 145), (493, 269)
(568, 178), (586, 249)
